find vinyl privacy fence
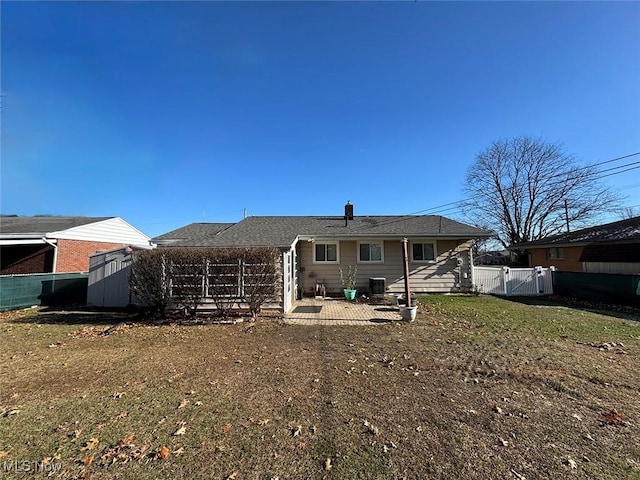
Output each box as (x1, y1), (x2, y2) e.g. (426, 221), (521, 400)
(473, 266), (554, 296)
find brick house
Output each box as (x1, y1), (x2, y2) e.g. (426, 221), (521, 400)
(0, 216), (152, 274)
(512, 216), (640, 274)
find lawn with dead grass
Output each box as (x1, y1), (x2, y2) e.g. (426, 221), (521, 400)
(0, 295), (639, 479)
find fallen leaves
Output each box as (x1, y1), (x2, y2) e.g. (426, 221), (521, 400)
(222, 424), (233, 434)
(0, 451), (9, 459)
(172, 426), (187, 436)
(363, 419), (379, 435)
(80, 437), (100, 451)
(324, 457), (332, 471)
(100, 436), (148, 465)
(155, 446), (170, 460)
(602, 409), (630, 427)
(1, 408), (20, 417)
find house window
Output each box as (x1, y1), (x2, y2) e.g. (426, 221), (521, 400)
(412, 242), (435, 262)
(547, 247), (564, 260)
(358, 242), (383, 263)
(314, 242), (339, 263)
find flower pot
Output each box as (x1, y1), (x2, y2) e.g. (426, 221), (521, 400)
(399, 305), (417, 322)
(398, 298), (418, 308)
(343, 289), (357, 300)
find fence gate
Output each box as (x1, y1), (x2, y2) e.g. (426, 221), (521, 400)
(473, 266), (554, 296)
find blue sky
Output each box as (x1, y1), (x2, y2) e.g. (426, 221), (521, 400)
(2, 1), (639, 238)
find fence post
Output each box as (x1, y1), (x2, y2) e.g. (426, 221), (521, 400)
(535, 266), (543, 294)
(502, 267), (509, 296)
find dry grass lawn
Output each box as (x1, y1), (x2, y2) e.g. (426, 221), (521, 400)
(0, 295), (639, 479)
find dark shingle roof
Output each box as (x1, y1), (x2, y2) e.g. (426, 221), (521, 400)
(153, 223), (234, 245)
(168, 216), (491, 248)
(514, 216), (640, 249)
(579, 242), (640, 263)
(0, 216), (112, 236)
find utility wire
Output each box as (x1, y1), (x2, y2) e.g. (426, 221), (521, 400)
(350, 152), (640, 233)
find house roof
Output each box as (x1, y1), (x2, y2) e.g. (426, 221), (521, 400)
(513, 216), (640, 249)
(0, 215), (113, 237)
(579, 242), (640, 263)
(153, 223), (235, 245)
(166, 215), (491, 248)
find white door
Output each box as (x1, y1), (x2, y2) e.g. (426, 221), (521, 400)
(283, 251), (292, 312)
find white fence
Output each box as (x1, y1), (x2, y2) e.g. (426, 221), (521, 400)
(473, 266), (554, 296)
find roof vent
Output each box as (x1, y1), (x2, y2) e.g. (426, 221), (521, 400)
(344, 201), (354, 221)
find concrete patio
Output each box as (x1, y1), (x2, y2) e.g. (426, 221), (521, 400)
(283, 297), (402, 325)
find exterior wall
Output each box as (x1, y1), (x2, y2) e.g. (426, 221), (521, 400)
(298, 238), (473, 296)
(51, 217), (151, 246)
(0, 245), (55, 274)
(56, 240), (126, 273)
(87, 249), (133, 307)
(528, 246), (584, 272)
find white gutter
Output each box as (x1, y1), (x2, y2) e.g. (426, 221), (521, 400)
(42, 238), (59, 273)
(0, 239), (47, 246)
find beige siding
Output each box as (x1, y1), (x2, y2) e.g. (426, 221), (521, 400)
(298, 239), (473, 295)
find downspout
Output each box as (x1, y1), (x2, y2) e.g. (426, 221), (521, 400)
(42, 238), (58, 273)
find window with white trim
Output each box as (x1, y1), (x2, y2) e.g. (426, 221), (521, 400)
(314, 242), (339, 263)
(358, 242), (383, 263)
(412, 242), (435, 262)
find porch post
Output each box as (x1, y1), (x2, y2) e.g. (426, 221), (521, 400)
(401, 238), (411, 302)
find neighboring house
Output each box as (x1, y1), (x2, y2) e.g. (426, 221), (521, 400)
(156, 203), (491, 312)
(153, 222), (234, 246)
(512, 216), (640, 274)
(474, 250), (510, 266)
(0, 216), (153, 274)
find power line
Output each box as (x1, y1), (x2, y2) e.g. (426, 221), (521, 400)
(548, 151), (640, 179)
(350, 150), (640, 233)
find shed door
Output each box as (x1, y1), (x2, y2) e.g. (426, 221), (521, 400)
(103, 256), (132, 307)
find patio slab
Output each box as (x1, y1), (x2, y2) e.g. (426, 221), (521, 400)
(284, 297), (402, 325)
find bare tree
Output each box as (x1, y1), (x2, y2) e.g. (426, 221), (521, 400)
(615, 206), (640, 220)
(463, 136), (620, 258)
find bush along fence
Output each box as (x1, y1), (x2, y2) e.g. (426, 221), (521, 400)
(129, 247), (282, 318)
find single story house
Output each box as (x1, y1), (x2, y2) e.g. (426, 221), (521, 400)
(512, 216), (640, 274)
(153, 222), (234, 246)
(156, 203), (491, 312)
(0, 216), (153, 274)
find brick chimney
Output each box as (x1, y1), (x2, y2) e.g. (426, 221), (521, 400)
(344, 201), (354, 220)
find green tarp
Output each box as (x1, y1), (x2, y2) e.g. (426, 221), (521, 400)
(553, 271), (640, 307)
(0, 273), (88, 310)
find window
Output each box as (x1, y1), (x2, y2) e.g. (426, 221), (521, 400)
(314, 242), (339, 263)
(412, 242), (435, 262)
(358, 242), (383, 263)
(547, 247), (564, 260)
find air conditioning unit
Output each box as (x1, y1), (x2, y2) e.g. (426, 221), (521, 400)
(369, 277), (386, 295)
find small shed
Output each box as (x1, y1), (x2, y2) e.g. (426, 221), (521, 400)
(87, 246), (136, 308)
